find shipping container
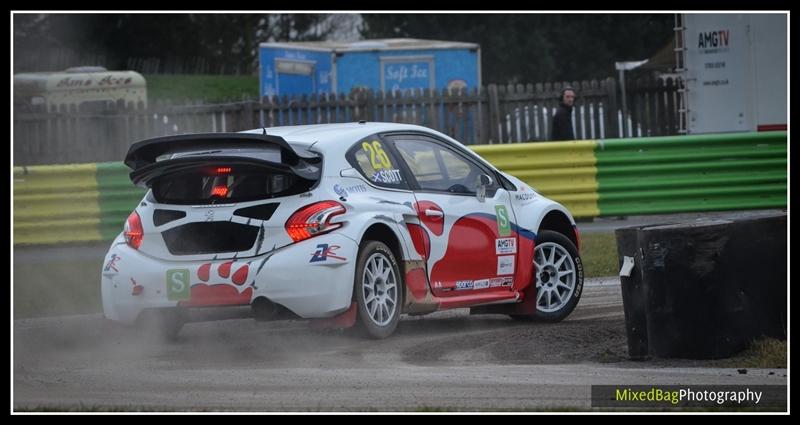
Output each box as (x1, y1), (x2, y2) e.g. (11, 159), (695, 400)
(258, 38), (481, 97)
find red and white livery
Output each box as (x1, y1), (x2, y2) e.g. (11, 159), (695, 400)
(102, 122), (583, 338)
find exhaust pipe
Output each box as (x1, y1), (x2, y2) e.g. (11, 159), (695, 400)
(251, 296), (298, 322)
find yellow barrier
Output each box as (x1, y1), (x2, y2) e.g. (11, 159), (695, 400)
(13, 164), (102, 244)
(14, 218), (103, 245)
(471, 141), (599, 217)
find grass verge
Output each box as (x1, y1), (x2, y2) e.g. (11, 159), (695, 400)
(144, 74), (259, 104)
(579, 232), (619, 277)
(14, 258), (103, 319)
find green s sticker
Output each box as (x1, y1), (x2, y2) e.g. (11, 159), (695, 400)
(166, 269), (190, 301)
(495, 205), (511, 236)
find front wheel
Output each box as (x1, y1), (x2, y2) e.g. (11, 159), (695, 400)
(511, 230), (584, 322)
(353, 241), (403, 339)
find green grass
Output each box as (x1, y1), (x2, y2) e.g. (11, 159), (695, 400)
(742, 338), (787, 368)
(145, 74), (259, 104)
(579, 232), (619, 278)
(715, 338), (787, 369)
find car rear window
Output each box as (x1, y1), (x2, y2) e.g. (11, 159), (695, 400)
(151, 165), (314, 205)
(346, 136), (409, 189)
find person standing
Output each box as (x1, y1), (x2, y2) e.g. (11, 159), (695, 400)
(551, 87), (576, 141)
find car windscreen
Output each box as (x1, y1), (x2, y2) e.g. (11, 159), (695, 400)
(151, 164), (314, 205)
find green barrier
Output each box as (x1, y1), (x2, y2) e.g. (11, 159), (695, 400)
(96, 162), (147, 240)
(595, 132), (787, 216)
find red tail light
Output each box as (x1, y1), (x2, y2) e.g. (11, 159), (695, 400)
(212, 185), (228, 197)
(124, 211), (144, 249)
(573, 225), (581, 252)
(285, 201), (345, 243)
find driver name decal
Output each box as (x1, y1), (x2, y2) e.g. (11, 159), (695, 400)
(372, 169), (403, 184)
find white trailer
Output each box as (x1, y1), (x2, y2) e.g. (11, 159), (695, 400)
(14, 67), (147, 112)
(677, 13), (787, 134)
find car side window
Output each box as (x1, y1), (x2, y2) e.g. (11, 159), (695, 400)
(345, 136), (409, 189)
(391, 137), (499, 196)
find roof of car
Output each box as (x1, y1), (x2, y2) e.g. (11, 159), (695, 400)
(239, 122), (448, 149)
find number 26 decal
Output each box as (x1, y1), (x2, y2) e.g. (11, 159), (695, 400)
(362, 140), (393, 170)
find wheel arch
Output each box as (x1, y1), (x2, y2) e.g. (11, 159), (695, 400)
(537, 210), (579, 251)
(359, 222), (406, 264)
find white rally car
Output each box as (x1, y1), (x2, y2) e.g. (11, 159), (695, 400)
(102, 122), (583, 339)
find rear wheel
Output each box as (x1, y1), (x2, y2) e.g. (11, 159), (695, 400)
(511, 230), (583, 322)
(353, 241), (403, 339)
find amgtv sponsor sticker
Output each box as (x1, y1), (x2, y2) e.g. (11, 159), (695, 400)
(496, 237), (516, 254)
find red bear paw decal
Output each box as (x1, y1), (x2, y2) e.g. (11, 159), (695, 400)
(197, 261), (249, 286)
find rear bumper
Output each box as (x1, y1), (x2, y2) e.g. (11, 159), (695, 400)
(101, 233), (358, 324)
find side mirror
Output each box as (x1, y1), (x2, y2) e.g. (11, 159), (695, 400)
(476, 174), (493, 202)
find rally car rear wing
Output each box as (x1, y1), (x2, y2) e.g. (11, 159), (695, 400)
(124, 132), (321, 186)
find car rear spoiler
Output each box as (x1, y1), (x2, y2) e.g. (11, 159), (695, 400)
(124, 132), (321, 186)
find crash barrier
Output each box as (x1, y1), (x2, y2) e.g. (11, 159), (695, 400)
(13, 163), (145, 245)
(473, 131), (787, 218)
(13, 131), (787, 245)
(594, 131), (787, 216)
(615, 211), (787, 359)
(473, 140), (600, 217)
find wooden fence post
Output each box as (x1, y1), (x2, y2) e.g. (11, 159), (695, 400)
(242, 101), (254, 130)
(487, 84), (500, 144)
(605, 77), (618, 139)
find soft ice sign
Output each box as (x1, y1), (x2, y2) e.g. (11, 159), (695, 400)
(384, 61), (431, 92)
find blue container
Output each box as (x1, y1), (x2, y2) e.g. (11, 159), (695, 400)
(259, 39), (481, 97)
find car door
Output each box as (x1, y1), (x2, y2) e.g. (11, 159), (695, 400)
(385, 134), (518, 298)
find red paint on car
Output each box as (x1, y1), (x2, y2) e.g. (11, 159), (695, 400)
(231, 264), (249, 286)
(218, 261), (234, 278)
(405, 223), (430, 260)
(414, 200), (444, 236)
(198, 263), (211, 282)
(429, 214), (502, 295)
(405, 267), (429, 300)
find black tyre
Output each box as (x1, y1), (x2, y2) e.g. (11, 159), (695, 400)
(353, 241), (403, 339)
(135, 308), (184, 341)
(511, 230), (584, 322)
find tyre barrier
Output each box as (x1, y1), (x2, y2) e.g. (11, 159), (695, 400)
(615, 210), (787, 359)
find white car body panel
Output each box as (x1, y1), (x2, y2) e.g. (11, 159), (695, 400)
(103, 122), (579, 325)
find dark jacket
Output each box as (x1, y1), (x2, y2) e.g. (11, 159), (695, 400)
(551, 103), (574, 141)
